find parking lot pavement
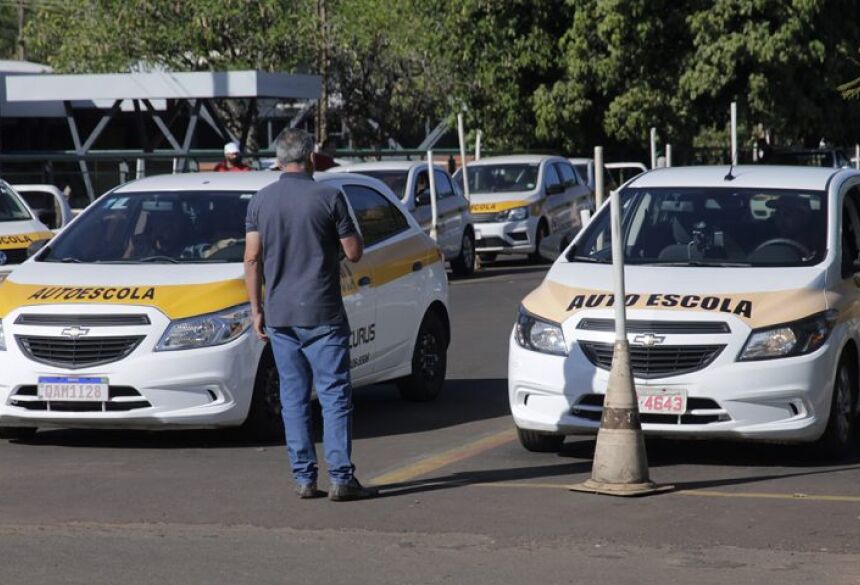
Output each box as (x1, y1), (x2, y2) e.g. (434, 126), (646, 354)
(1, 257), (859, 585)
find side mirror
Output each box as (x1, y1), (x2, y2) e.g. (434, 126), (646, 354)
(27, 239), (49, 258)
(545, 183), (565, 196)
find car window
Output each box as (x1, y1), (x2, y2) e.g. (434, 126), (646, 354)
(0, 183), (31, 222)
(19, 191), (61, 229)
(413, 169), (431, 206)
(543, 163), (561, 190)
(343, 184), (410, 246)
(555, 163), (578, 187)
(573, 164), (589, 184)
(354, 170), (409, 199)
(842, 188), (860, 277)
(40, 191), (250, 263)
(433, 170), (455, 200)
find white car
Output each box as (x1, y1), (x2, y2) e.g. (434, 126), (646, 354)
(334, 161), (476, 276)
(0, 172), (450, 440)
(459, 155), (593, 262)
(605, 162), (648, 187)
(12, 184), (73, 231)
(568, 157), (620, 195)
(510, 165), (860, 457)
(0, 180), (54, 278)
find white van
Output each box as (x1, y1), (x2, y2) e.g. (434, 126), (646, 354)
(0, 180), (54, 278)
(461, 155), (593, 263)
(510, 165), (860, 457)
(0, 172), (450, 440)
(333, 161), (476, 276)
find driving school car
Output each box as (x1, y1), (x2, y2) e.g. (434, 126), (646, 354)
(510, 165), (860, 457)
(462, 155), (593, 262)
(0, 180), (54, 279)
(0, 172), (450, 440)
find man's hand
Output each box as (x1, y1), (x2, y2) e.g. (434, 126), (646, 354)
(252, 311), (268, 342)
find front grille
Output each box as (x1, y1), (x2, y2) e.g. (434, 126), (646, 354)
(476, 236), (507, 249)
(577, 319), (730, 334)
(0, 248), (28, 264)
(16, 335), (144, 369)
(16, 314), (150, 326)
(578, 341), (725, 379)
(572, 394), (728, 425)
(471, 212), (498, 223)
(10, 385), (151, 412)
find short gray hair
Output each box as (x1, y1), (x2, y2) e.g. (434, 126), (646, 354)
(275, 128), (314, 166)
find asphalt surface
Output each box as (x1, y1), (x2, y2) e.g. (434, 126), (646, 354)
(2, 258), (860, 585)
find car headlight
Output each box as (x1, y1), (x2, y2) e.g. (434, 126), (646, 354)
(738, 310), (836, 361)
(156, 304), (251, 351)
(0, 319), (5, 351)
(498, 206), (529, 222)
(515, 308), (567, 356)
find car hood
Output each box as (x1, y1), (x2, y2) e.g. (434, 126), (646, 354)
(522, 262), (828, 330)
(0, 262), (246, 320)
(468, 191), (540, 213)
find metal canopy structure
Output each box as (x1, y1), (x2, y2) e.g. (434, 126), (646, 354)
(5, 70), (322, 200)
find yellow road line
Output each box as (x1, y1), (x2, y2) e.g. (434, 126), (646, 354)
(472, 482), (860, 503)
(371, 429), (517, 486)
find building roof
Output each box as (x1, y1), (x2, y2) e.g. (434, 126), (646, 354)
(6, 70), (321, 102)
(628, 165), (851, 191)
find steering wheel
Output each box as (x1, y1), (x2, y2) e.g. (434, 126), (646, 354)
(752, 238), (811, 259)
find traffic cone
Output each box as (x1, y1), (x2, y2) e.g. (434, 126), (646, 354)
(569, 339), (671, 496)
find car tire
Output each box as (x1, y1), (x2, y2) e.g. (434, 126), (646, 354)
(516, 427), (564, 452)
(451, 230), (476, 277)
(814, 354), (857, 459)
(529, 221), (550, 264)
(0, 427), (37, 441)
(397, 312), (447, 402)
(479, 253), (497, 265)
(242, 351), (285, 441)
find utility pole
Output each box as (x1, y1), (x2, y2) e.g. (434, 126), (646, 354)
(316, 0), (328, 147)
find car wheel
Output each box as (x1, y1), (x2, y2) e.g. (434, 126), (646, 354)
(529, 221), (550, 264)
(814, 354), (857, 459)
(479, 253), (497, 265)
(516, 427), (564, 452)
(242, 352), (285, 441)
(451, 230), (476, 277)
(0, 427), (37, 441)
(397, 312), (447, 402)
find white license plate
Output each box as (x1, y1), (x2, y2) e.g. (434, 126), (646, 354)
(637, 388), (687, 415)
(37, 377), (109, 402)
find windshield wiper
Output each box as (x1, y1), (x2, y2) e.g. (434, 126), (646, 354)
(137, 256), (180, 264)
(58, 257), (82, 263)
(570, 255), (610, 263)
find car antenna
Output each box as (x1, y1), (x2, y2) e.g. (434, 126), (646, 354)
(724, 163), (736, 181)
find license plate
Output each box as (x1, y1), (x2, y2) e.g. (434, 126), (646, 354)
(637, 388), (686, 415)
(37, 377), (109, 402)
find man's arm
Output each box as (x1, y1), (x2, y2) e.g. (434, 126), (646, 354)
(243, 231), (268, 341)
(340, 232), (364, 263)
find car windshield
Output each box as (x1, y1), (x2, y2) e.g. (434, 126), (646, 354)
(40, 190), (251, 264)
(0, 183), (32, 222)
(568, 187), (827, 267)
(467, 164), (539, 194)
(355, 170), (408, 199)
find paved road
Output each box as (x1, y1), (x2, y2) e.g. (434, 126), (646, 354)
(1, 259), (859, 585)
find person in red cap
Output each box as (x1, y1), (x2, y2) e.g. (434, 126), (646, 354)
(214, 142), (251, 172)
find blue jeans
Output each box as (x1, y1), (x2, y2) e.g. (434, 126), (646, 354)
(267, 322), (355, 486)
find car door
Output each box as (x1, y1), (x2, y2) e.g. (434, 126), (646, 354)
(541, 162), (566, 232)
(433, 169), (463, 258)
(556, 161), (592, 229)
(342, 183), (421, 378)
(410, 166), (433, 234)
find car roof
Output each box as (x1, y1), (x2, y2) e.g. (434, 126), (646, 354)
(112, 171), (381, 194)
(627, 165), (849, 191)
(468, 154), (560, 166)
(568, 158), (592, 165)
(335, 161), (425, 172)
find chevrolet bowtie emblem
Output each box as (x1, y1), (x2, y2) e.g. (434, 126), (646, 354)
(61, 326), (90, 339)
(633, 333), (665, 347)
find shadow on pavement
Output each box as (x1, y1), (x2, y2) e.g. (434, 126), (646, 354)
(17, 377), (510, 449)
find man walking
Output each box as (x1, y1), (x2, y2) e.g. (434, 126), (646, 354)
(243, 128), (378, 501)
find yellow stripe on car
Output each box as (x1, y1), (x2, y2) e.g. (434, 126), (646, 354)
(0, 231), (54, 251)
(470, 200), (531, 214)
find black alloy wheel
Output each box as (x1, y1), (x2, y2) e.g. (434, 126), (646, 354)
(397, 312), (447, 402)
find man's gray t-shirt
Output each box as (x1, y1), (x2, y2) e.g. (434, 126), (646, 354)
(246, 172), (357, 328)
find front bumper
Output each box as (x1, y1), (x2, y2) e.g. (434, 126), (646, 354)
(508, 311), (840, 443)
(474, 218), (537, 254)
(0, 304), (260, 430)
